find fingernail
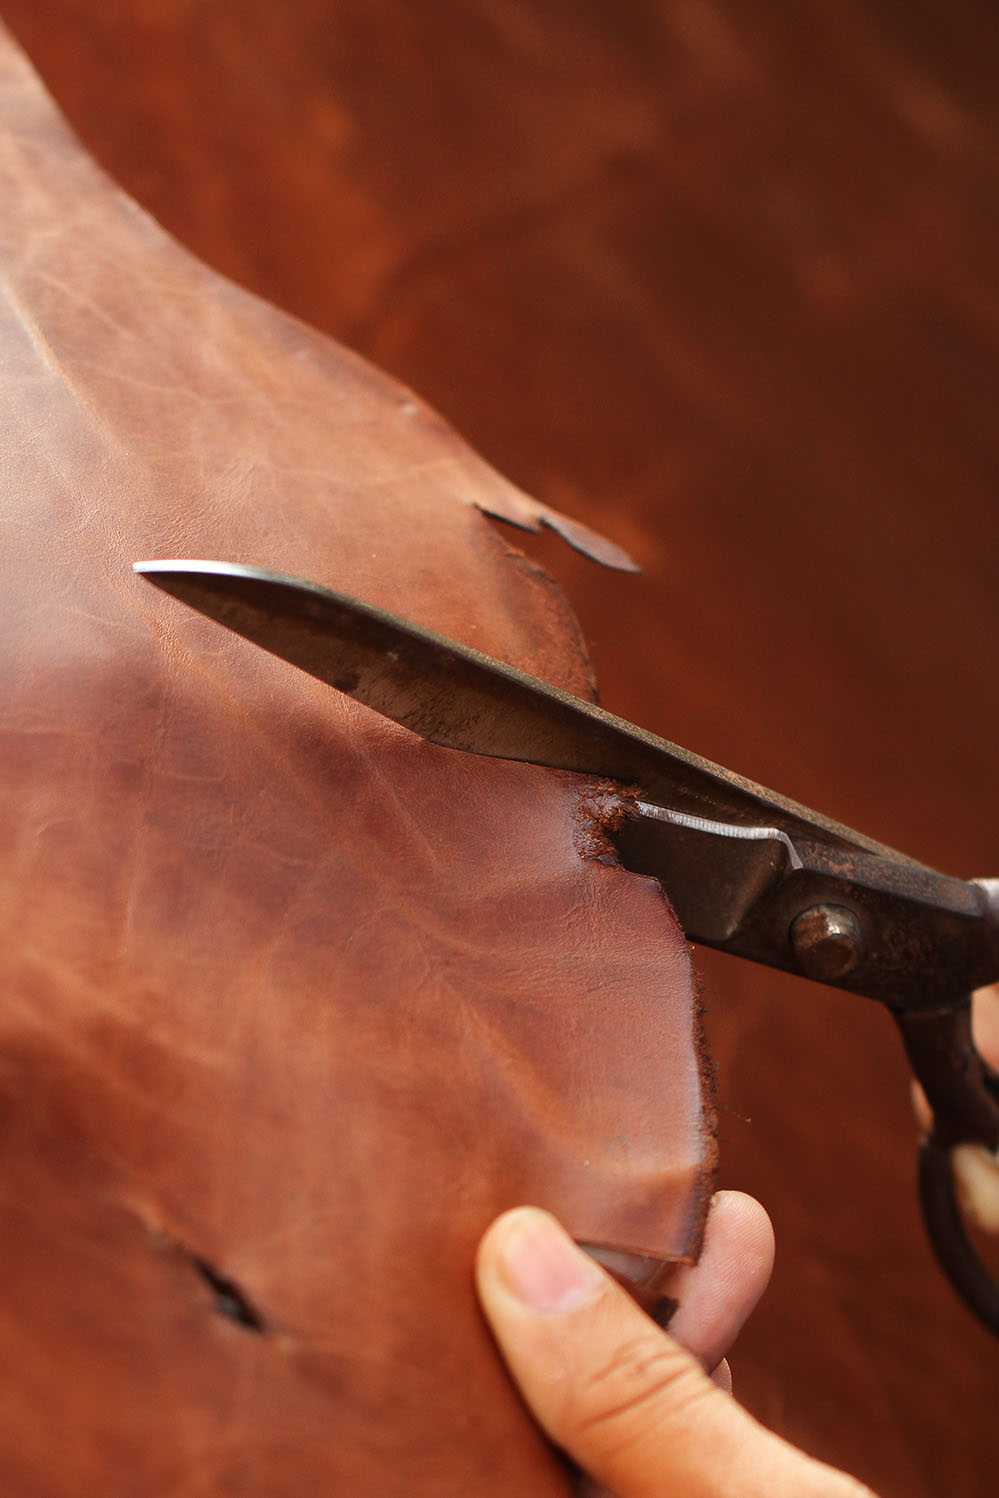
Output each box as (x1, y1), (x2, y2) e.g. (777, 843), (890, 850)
(495, 1209), (606, 1313)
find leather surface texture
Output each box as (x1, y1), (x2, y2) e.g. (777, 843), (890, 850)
(5, 4), (995, 1496)
(0, 27), (713, 1498)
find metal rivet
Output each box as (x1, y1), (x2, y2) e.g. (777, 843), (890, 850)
(790, 904), (863, 981)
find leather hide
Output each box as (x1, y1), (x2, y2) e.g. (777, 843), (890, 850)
(0, 26), (713, 1498)
(7, 5), (999, 1494)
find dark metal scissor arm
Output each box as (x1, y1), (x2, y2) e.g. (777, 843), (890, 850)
(615, 805), (999, 1010)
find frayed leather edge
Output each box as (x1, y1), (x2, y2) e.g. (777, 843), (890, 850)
(572, 780), (643, 862)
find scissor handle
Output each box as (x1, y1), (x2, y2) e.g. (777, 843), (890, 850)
(895, 1003), (999, 1335)
(919, 1124), (999, 1333)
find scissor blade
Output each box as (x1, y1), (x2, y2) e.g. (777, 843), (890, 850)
(134, 559), (919, 863)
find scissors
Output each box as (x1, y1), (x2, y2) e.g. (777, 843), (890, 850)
(135, 558), (999, 1335)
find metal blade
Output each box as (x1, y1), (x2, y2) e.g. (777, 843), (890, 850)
(134, 559), (924, 864)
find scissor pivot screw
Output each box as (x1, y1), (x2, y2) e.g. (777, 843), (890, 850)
(790, 904), (862, 981)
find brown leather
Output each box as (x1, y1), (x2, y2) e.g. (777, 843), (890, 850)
(0, 25), (716, 1498)
(5, 4), (995, 1496)
(8, 6), (999, 1495)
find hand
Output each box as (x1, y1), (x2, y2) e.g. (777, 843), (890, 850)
(476, 1194), (874, 1497)
(912, 982), (999, 1232)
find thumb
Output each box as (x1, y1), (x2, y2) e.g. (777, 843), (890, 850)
(476, 1208), (874, 1498)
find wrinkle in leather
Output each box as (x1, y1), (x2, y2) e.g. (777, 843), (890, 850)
(0, 29), (712, 1498)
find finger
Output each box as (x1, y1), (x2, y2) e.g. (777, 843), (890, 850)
(910, 1078), (933, 1133)
(911, 983), (999, 1133)
(972, 982), (999, 1069)
(477, 1208), (874, 1498)
(952, 1141), (999, 1233)
(663, 1190), (774, 1373)
(911, 1087), (999, 1233)
(911, 984), (999, 1231)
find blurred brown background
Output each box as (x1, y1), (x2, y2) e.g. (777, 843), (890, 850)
(6, 2), (997, 1493)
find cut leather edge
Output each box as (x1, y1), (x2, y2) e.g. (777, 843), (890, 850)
(572, 781), (720, 1271)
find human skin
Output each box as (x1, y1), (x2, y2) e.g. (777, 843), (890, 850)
(913, 984), (999, 1234)
(476, 985), (999, 1497)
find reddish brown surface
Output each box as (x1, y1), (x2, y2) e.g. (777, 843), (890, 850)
(0, 26), (714, 1498)
(4, 3), (999, 1495)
